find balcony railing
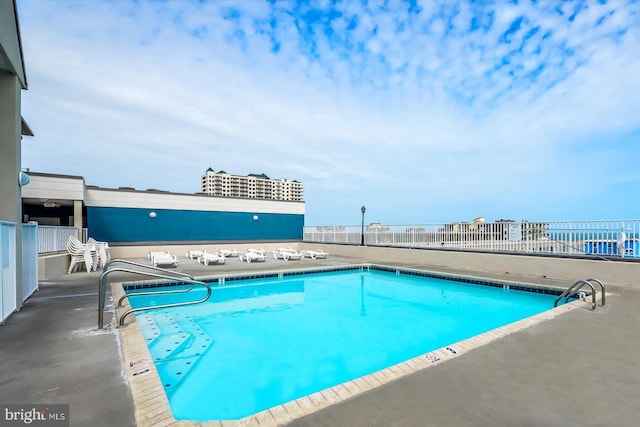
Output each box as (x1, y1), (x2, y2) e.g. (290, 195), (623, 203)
(304, 219), (640, 259)
(37, 226), (87, 253)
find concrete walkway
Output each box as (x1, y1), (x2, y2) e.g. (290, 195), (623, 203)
(0, 273), (136, 427)
(1, 256), (638, 427)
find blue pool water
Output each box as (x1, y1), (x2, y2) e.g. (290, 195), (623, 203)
(127, 269), (562, 421)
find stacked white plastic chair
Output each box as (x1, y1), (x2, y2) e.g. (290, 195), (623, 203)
(67, 236), (98, 273)
(87, 237), (111, 268)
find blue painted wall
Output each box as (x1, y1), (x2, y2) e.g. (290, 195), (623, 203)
(87, 207), (304, 243)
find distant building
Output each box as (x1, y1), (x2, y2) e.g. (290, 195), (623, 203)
(201, 168), (304, 201)
(22, 172), (305, 243)
(438, 217), (550, 242)
(520, 220), (550, 240)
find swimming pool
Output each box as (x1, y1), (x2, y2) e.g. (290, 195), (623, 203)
(123, 267), (571, 421)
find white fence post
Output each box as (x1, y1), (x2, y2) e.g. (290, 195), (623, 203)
(1, 221), (17, 323)
(22, 222), (39, 301)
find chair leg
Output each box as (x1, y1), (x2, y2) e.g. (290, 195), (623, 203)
(68, 255), (79, 274)
(83, 248), (94, 273)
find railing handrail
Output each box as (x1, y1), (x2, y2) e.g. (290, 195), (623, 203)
(99, 259), (199, 329)
(544, 237), (613, 262)
(306, 218), (640, 228)
(554, 279), (600, 311)
(117, 275), (211, 327)
(116, 275), (202, 308)
(304, 219), (640, 259)
(583, 278), (606, 306)
(555, 280), (596, 310)
(102, 259), (194, 279)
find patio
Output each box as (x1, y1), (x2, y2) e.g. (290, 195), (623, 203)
(1, 254), (638, 426)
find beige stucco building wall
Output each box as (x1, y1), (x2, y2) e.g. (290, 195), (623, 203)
(1, 0), (29, 310)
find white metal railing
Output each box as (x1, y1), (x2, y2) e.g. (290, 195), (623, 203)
(1, 221), (41, 323)
(37, 226), (87, 253)
(1, 221), (17, 323)
(304, 219), (640, 259)
(22, 222), (39, 301)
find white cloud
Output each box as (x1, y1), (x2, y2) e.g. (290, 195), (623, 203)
(17, 0), (640, 224)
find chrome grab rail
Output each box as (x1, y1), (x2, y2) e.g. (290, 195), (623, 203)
(554, 278), (605, 311)
(98, 259), (205, 329)
(117, 276), (210, 327)
(116, 275), (201, 308)
(103, 259), (195, 279)
(583, 278), (605, 306)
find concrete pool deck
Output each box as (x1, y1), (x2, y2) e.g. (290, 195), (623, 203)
(1, 255), (639, 426)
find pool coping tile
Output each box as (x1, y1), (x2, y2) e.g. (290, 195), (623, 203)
(319, 387), (341, 404)
(351, 377), (374, 392)
(294, 396), (318, 414)
(282, 400), (306, 421)
(114, 266), (592, 427)
(268, 404), (293, 425)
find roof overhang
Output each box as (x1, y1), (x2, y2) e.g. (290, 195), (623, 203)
(0, 0), (28, 89)
(21, 116), (34, 136)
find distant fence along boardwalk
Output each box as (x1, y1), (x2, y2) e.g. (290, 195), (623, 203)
(304, 219), (640, 259)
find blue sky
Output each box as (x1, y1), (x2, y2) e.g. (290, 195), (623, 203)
(17, 0), (640, 225)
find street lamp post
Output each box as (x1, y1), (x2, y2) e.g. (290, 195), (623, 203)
(360, 205), (366, 246)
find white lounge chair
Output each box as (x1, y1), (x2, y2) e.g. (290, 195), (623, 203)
(186, 249), (205, 260)
(200, 252), (226, 265)
(151, 252), (179, 267)
(240, 248), (265, 260)
(284, 250), (303, 261)
(245, 252), (267, 263)
(240, 249), (267, 263)
(274, 248), (303, 261)
(148, 250), (168, 260)
(302, 249), (329, 259)
(218, 249), (239, 258)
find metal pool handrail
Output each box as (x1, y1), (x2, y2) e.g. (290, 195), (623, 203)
(103, 258), (195, 280)
(98, 259), (200, 329)
(116, 277), (204, 308)
(577, 278), (605, 306)
(554, 278), (605, 311)
(117, 275), (211, 327)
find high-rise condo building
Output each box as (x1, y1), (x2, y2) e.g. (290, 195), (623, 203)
(201, 168), (304, 201)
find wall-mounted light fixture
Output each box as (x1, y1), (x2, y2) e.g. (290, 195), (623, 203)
(253, 215), (259, 221)
(19, 171), (30, 187)
(149, 212), (157, 218)
(42, 200), (61, 208)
